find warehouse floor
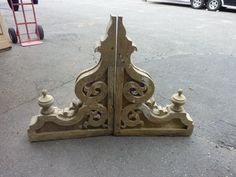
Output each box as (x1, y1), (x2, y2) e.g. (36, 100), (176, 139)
(0, 0), (235, 177)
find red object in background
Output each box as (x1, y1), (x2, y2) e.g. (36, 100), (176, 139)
(8, 0), (44, 47)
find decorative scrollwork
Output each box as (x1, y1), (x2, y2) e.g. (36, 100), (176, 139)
(117, 17), (155, 104)
(75, 81), (108, 104)
(82, 104), (108, 128)
(121, 104), (144, 128)
(84, 82), (106, 97)
(73, 17), (117, 105)
(123, 81), (149, 103)
(123, 68), (154, 104)
(59, 99), (82, 118)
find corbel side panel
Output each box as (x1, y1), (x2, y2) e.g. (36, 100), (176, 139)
(28, 16), (117, 142)
(113, 17), (193, 136)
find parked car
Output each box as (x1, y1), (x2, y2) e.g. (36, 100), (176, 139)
(146, 0), (236, 11)
(191, 0), (236, 11)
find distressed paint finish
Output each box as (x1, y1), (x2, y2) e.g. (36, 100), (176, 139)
(28, 16), (193, 142)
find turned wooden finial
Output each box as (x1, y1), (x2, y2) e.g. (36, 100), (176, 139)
(170, 89), (186, 112)
(42, 89), (47, 97)
(178, 89), (183, 96)
(38, 89), (55, 115)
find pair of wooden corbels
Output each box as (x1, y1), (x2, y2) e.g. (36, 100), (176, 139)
(28, 16), (193, 142)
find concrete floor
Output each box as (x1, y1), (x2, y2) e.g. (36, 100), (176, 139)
(0, 0), (236, 176)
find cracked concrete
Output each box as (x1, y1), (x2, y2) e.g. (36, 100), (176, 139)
(0, 0), (236, 177)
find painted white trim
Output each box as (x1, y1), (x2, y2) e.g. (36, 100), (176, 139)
(222, 5), (236, 9)
(221, 0), (224, 6)
(221, 0), (236, 9)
